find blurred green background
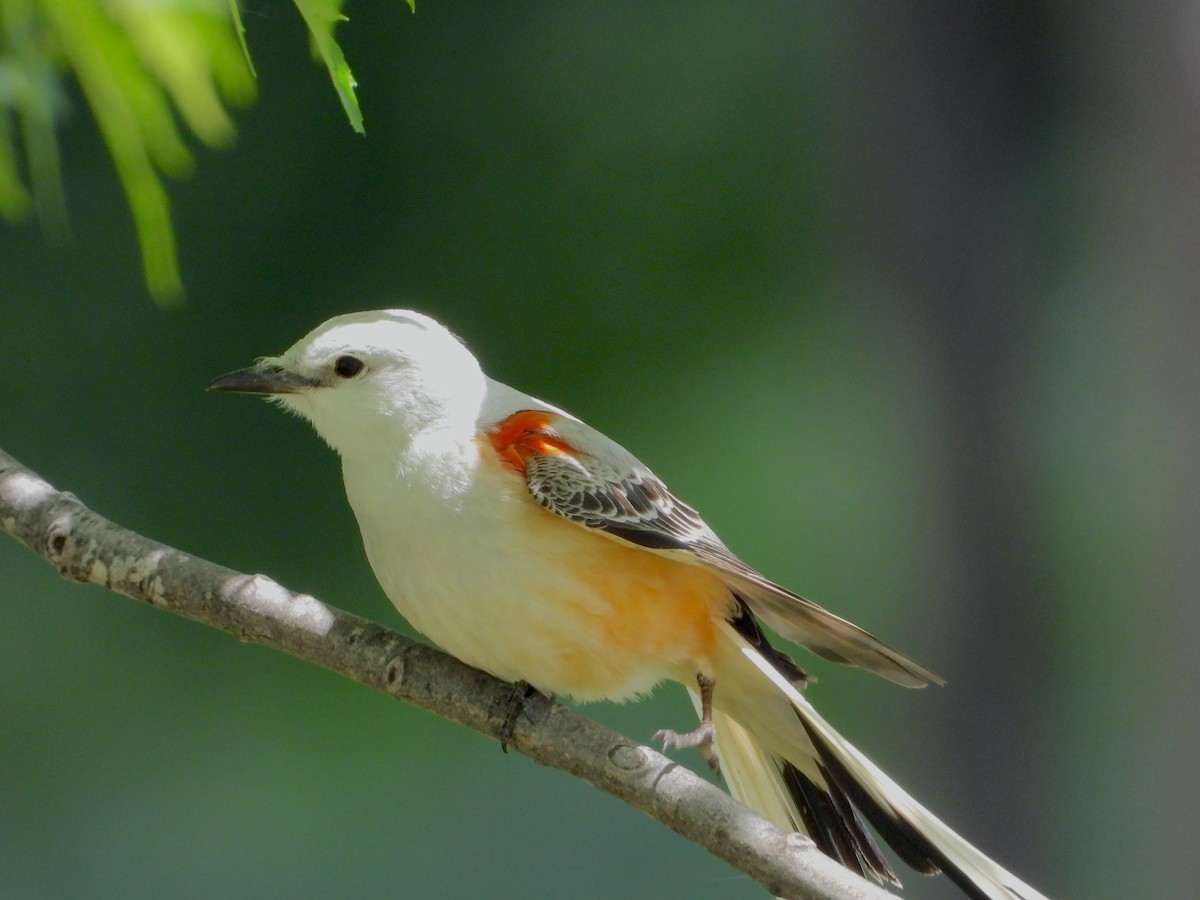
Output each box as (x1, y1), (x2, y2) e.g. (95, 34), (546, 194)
(3, 3), (1197, 898)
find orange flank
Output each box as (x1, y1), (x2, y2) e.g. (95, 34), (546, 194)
(487, 410), (575, 474)
(481, 413), (735, 698)
(525, 500), (733, 697)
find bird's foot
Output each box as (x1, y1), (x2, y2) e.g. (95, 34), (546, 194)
(495, 680), (548, 753)
(654, 721), (720, 774)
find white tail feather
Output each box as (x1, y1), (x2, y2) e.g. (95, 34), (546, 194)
(731, 637), (1051, 900)
(687, 689), (799, 831)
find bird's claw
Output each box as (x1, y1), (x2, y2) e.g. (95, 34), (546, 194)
(496, 680), (544, 752)
(654, 721), (720, 773)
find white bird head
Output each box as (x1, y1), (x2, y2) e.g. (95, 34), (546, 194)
(208, 310), (489, 457)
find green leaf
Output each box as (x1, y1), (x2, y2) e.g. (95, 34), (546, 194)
(2, 0), (258, 303)
(1, 0), (402, 300)
(0, 109), (31, 219)
(293, 0), (363, 134)
(39, 0), (187, 300)
(114, 5), (256, 148)
(1, 1), (65, 230)
(226, 0), (255, 78)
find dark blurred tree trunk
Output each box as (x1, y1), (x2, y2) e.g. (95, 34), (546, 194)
(850, 3), (1200, 896)
(1101, 0), (1200, 892)
(851, 2), (1056, 879)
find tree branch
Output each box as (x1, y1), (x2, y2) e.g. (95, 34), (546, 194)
(0, 446), (894, 900)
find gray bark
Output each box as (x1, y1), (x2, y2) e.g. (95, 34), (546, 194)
(0, 446), (895, 900)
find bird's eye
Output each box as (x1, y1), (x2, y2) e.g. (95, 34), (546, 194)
(334, 355), (365, 379)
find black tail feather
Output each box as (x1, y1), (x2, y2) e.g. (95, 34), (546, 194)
(780, 761), (900, 886)
(797, 711), (1003, 900)
(728, 594), (809, 686)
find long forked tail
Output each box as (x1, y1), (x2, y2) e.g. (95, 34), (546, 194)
(709, 629), (1051, 900)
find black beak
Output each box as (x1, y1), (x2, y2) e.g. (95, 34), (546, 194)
(206, 365), (313, 395)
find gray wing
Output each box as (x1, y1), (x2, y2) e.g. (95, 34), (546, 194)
(500, 412), (942, 688)
(522, 447), (730, 554)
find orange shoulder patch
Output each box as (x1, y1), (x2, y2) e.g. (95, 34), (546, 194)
(487, 410), (576, 474)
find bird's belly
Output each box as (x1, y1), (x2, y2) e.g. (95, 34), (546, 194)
(358, 485), (733, 700)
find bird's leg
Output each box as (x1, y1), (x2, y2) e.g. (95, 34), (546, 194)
(654, 673), (719, 773)
(495, 680), (548, 753)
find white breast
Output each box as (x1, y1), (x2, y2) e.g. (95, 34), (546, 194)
(342, 434), (648, 697)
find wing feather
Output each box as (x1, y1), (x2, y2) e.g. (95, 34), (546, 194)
(487, 409), (941, 688)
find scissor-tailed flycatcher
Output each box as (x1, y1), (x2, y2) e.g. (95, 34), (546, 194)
(209, 309), (1049, 900)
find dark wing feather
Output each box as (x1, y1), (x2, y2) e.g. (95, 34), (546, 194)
(494, 411), (941, 688)
(522, 446), (726, 552)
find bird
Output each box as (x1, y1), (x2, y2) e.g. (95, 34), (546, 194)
(208, 309), (1049, 900)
